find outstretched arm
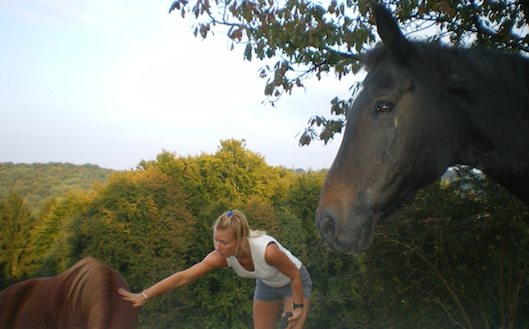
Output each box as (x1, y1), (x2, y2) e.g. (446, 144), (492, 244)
(119, 250), (227, 307)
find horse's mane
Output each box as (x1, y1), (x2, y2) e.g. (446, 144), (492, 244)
(61, 257), (128, 329)
(0, 257), (135, 329)
(364, 40), (529, 110)
(362, 38), (529, 199)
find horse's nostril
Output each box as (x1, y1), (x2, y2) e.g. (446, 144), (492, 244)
(319, 215), (336, 238)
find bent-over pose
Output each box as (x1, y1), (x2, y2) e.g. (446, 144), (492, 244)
(119, 210), (311, 329)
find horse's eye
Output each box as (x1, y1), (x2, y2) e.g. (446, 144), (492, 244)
(375, 102), (394, 116)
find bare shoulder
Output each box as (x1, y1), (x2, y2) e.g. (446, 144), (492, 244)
(264, 242), (298, 277)
(264, 242), (286, 264)
(202, 250), (228, 269)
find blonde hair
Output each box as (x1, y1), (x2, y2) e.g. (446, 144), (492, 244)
(212, 210), (265, 254)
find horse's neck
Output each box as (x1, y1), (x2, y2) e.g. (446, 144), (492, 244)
(458, 116), (529, 203)
(454, 51), (529, 202)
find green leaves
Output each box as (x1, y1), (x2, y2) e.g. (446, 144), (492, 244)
(365, 167), (529, 328)
(169, 0), (370, 140)
(169, 0), (528, 145)
(0, 193), (35, 279)
(299, 104), (346, 146)
(3, 158), (529, 327)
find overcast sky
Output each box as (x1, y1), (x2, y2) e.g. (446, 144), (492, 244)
(0, 0), (360, 170)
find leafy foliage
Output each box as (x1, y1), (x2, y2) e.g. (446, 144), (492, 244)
(366, 167), (529, 328)
(74, 167), (198, 329)
(0, 193), (35, 280)
(1, 146), (528, 328)
(168, 0), (529, 144)
(0, 162), (113, 215)
(28, 192), (95, 276)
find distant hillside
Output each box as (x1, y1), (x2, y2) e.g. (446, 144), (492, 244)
(0, 162), (115, 214)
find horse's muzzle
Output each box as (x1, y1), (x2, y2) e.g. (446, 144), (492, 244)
(316, 206), (375, 253)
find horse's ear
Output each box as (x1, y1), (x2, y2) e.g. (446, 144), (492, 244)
(373, 4), (415, 60)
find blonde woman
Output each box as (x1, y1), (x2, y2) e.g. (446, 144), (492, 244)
(119, 210), (312, 329)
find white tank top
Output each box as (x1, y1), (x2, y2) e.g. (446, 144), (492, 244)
(226, 234), (302, 287)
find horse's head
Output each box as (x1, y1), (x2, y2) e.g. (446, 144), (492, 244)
(316, 5), (460, 253)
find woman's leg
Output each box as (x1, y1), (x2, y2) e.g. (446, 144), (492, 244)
(253, 299), (282, 329)
(282, 297), (311, 329)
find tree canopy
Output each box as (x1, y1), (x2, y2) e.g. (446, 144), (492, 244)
(168, 0), (529, 144)
(0, 193), (34, 279)
(0, 162), (113, 215)
(1, 142), (528, 328)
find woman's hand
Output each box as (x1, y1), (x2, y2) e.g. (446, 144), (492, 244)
(118, 288), (147, 308)
(286, 308), (302, 328)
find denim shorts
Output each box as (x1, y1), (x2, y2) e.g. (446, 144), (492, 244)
(254, 265), (312, 301)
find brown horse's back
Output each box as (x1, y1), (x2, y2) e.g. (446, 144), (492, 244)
(0, 257), (137, 329)
(0, 278), (48, 328)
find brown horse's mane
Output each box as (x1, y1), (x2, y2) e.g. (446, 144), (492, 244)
(62, 257), (123, 328)
(0, 257), (137, 329)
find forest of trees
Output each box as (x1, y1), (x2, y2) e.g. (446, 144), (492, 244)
(1, 139), (528, 328)
(2, 1), (528, 328)
(0, 162), (114, 215)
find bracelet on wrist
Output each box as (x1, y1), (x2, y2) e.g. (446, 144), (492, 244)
(293, 302), (304, 309)
(141, 291), (148, 301)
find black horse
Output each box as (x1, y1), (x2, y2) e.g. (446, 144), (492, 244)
(316, 4), (529, 253)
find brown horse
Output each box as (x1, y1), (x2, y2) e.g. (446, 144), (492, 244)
(316, 4), (529, 253)
(0, 257), (137, 329)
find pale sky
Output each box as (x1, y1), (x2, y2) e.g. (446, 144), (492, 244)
(0, 0), (359, 171)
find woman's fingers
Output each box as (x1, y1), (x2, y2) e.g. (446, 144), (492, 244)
(279, 312), (292, 329)
(117, 288), (145, 308)
(289, 308), (302, 321)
